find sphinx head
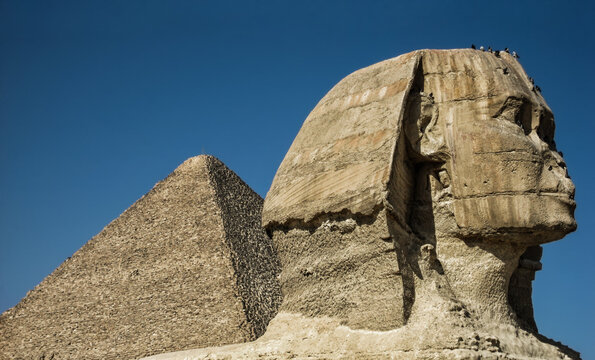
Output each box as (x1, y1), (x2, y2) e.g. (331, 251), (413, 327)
(263, 49), (577, 331)
(401, 50), (577, 328)
(405, 50), (576, 245)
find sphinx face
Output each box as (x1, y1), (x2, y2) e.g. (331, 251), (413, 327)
(432, 73), (576, 244)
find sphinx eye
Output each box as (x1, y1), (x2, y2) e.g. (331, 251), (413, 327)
(514, 102), (532, 136)
(513, 112), (526, 133)
(493, 97), (531, 135)
(537, 111), (557, 150)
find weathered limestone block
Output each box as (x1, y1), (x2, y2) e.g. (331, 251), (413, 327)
(144, 49), (579, 359)
(270, 212), (403, 330)
(0, 155), (282, 360)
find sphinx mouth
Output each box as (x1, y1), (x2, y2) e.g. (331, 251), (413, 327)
(539, 191), (576, 207)
(451, 191), (577, 209)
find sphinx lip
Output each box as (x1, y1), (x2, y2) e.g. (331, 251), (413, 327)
(540, 192), (576, 207)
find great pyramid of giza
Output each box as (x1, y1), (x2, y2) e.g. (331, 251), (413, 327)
(0, 155), (282, 360)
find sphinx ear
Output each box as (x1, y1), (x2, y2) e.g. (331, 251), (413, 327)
(404, 91), (447, 161)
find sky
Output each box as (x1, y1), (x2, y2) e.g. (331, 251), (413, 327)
(1, 0), (594, 357)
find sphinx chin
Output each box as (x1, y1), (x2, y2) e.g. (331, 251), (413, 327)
(535, 193), (577, 241)
(450, 193), (576, 244)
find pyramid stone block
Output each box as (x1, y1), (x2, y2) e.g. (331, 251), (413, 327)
(0, 155), (282, 360)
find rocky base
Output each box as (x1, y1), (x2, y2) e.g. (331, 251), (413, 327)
(142, 312), (580, 360)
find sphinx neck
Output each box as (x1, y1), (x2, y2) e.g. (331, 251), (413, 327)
(434, 236), (526, 326)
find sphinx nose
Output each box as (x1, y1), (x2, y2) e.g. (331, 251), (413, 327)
(552, 151), (567, 172)
(546, 150), (571, 181)
(559, 177), (575, 199)
(540, 150), (574, 194)
(552, 151), (575, 197)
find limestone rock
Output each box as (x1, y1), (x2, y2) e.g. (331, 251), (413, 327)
(142, 312), (579, 360)
(144, 49), (579, 359)
(0, 155), (282, 360)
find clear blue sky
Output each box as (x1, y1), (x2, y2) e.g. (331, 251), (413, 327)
(1, 0), (593, 357)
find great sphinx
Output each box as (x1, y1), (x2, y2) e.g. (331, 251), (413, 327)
(146, 48), (578, 359)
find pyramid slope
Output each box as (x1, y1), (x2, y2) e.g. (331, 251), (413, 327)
(0, 155), (281, 360)
(206, 157), (282, 338)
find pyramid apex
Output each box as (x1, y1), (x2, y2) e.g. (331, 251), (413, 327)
(175, 154), (222, 173)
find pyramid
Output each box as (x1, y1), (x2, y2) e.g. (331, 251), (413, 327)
(0, 155), (282, 360)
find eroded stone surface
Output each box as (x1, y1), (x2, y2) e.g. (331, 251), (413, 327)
(271, 210), (403, 330)
(262, 52), (420, 227)
(0, 155), (282, 360)
(143, 312), (578, 360)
